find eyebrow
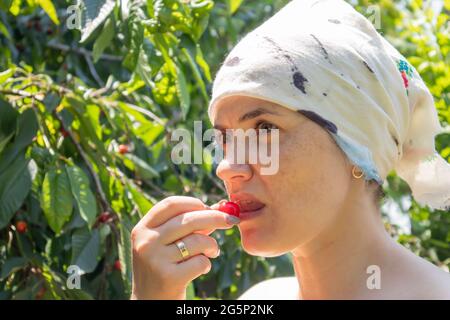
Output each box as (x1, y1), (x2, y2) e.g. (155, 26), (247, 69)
(238, 107), (280, 122)
(213, 107), (281, 131)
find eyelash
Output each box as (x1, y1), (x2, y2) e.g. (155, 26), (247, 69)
(213, 121), (278, 147)
(255, 120), (278, 132)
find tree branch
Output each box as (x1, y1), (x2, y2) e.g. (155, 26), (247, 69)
(47, 42), (122, 62)
(53, 111), (118, 219)
(0, 89), (44, 101)
(84, 53), (104, 87)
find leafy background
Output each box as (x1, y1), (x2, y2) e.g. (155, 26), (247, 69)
(0, 0), (449, 300)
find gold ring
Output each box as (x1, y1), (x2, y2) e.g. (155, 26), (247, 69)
(175, 240), (190, 260)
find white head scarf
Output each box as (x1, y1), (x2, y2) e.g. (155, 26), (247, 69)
(208, 0), (450, 211)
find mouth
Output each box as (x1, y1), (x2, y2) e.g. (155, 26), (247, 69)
(230, 193), (266, 220)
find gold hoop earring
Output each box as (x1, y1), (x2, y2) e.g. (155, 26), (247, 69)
(352, 166), (364, 179)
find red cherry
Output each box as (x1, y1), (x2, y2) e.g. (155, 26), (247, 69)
(16, 221), (28, 233)
(99, 212), (111, 223)
(218, 201), (240, 217)
(35, 287), (46, 300)
(114, 260), (121, 271)
(60, 127), (69, 137)
(118, 144), (129, 154)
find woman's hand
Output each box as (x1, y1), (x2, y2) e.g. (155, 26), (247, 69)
(130, 196), (240, 300)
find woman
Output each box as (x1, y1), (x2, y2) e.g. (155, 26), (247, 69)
(130, 0), (450, 299)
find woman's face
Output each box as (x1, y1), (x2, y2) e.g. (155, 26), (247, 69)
(212, 95), (353, 257)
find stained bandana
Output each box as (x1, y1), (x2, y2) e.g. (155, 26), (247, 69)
(207, 0), (450, 211)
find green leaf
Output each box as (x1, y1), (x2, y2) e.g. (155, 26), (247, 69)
(0, 22), (11, 39)
(0, 257), (28, 280)
(84, 104), (103, 140)
(0, 154), (31, 229)
(191, 10), (210, 41)
(0, 0), (13, 11)
(0, 107), (38, 173)
(127, 181), (153, 216)
(118, 216), (133, 296)
(123, 9), (144, 70)
(92, 17), (115, 63)
(144, 40), (165, 78)
(135, 47), (153, 88)
(42, 92), (61, 113)
(124, 153), (160, 179)
(68, 99), (109, 158)
(66, 164), (97, 228)
(0, 99), (17, 157)
(64, 208), (88, 231)
(445, 0), (450, 11)
(153, 33), (177, 74)
(218, 257), (234, 291)
(116, 101), (164, 146)
(8, 0), (21, 16)
(227, 0), (244, 15)
(133, 122), (164, 147)
(195, 45), (211, 82)
(40, 166), (73, 234)
(0, 68), (14, 84)
(37, 0), (60, 25)
(12, 108), (38, 149)
(71, 228), (100, 274)
(186, 282), (195, 300)
(202, 147), (212, 173)
(0, 131), (13, 155)
(181, 46), (208, 101)
(0, 98), (18, 138)
(116, 101), (152, 124)
(16, 233), (33, 259)
(163, 174), (182, 193)
(78, 0), (116, 43)
(174, 63), (190, 120)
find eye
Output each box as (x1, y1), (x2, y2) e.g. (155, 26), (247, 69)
(256, 121), (278, 132)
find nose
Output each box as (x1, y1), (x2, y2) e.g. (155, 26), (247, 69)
(216, 158), (252, 183)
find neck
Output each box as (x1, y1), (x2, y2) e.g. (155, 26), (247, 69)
(291, 193), (397, 299)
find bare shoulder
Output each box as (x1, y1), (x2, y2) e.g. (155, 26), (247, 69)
(393, 246), (450, 299)
(416, 263), (450, 299)
(237, 276), (298, 300)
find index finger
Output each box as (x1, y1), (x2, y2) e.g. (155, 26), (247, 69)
(140, 196), (207, 228)
(157, 209), (240, 245)
(191, 201), (229, 236)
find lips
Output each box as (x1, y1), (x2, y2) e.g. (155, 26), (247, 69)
(238, 200), (265, 212)
(230, 193), (265, 213)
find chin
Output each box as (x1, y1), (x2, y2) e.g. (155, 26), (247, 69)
(238, 226), (284, 258)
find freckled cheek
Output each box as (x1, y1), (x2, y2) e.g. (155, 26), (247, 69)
(270, 137), (322, 211)
(278, 137), (316, 182)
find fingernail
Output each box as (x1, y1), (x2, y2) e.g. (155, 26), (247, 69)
(226, 214), (240, 225)
(216, 248), (221, 257)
